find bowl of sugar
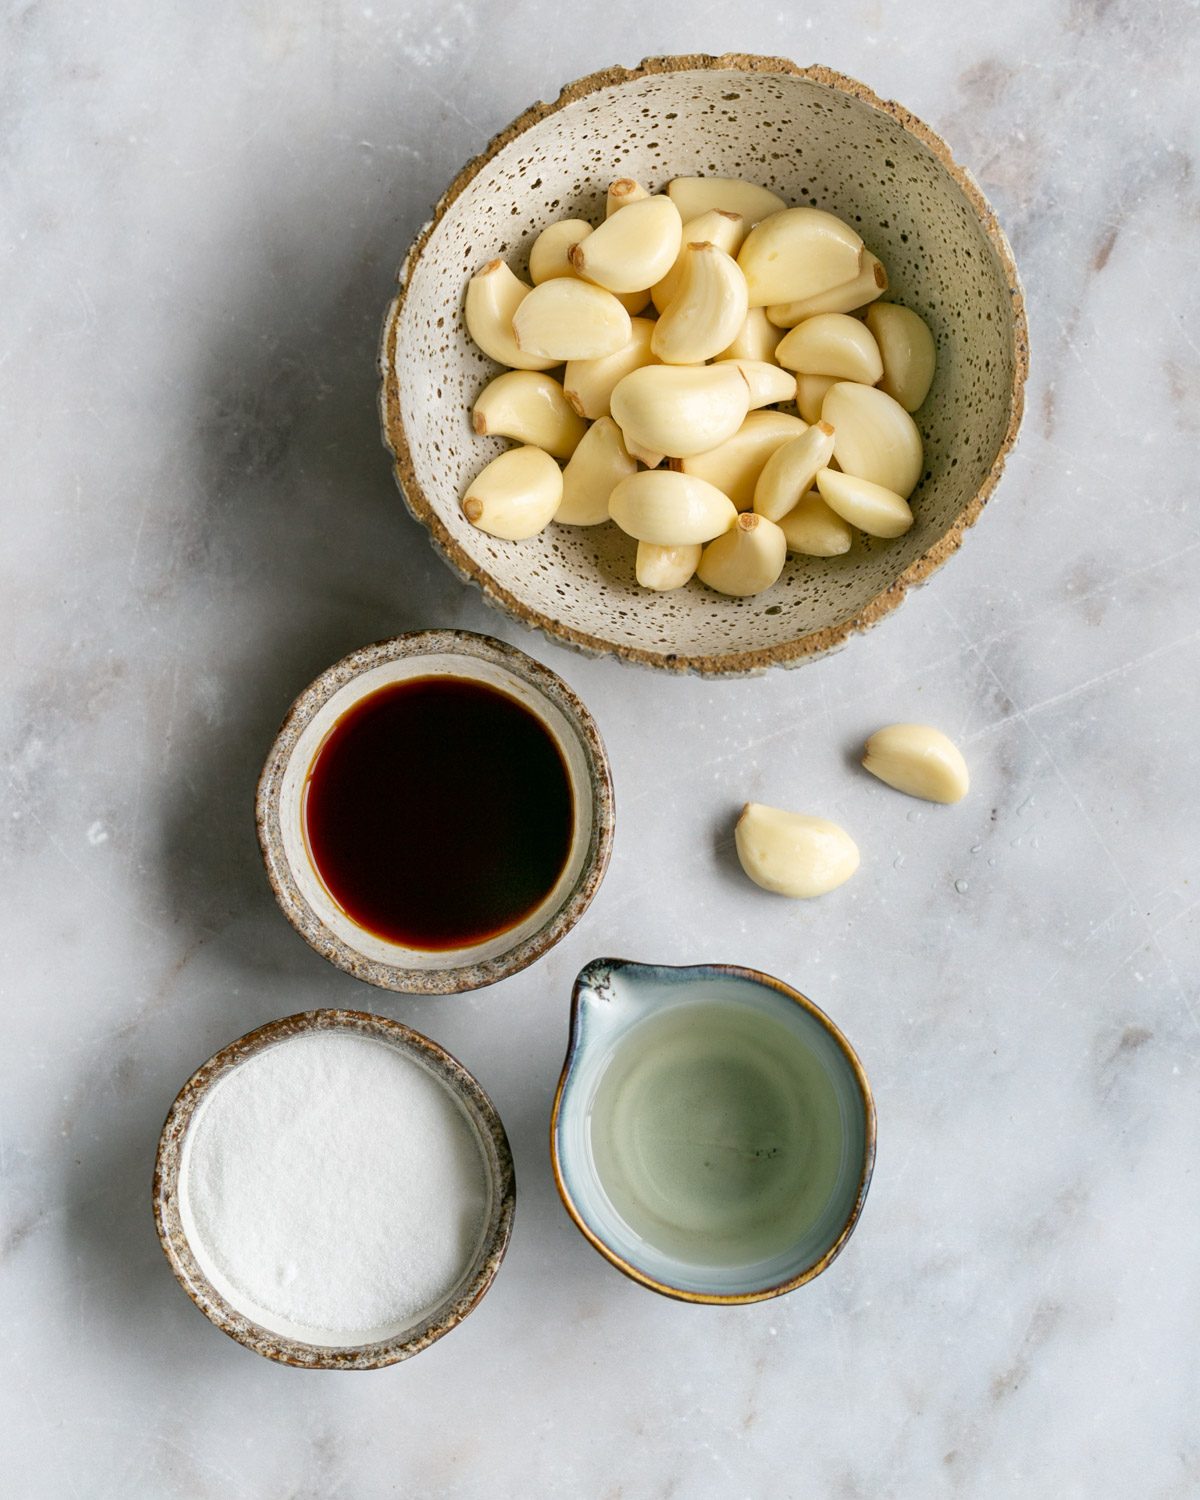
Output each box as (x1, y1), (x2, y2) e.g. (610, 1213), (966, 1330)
(153, 1010), (515, 1368)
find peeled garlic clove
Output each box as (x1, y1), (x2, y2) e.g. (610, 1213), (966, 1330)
(472, 371), (586, 459)
(608, 470), (737, 545)
(464, 260), (557, 371)
(635, 540), (702, 590)
(753, 421), (836, 521)
(461, 445), (562, 540)
(563, 317), (657, 420)
(716, 306), (783, 364)
(865, 303), (937, 412)
(766, 253), (888, 326)
(735, 803), (860, 898)
(863, 724), (969, 804)
(569, 196), (683, 294)
(650, 210), (746, 313)
(614, 287), (653, 316)
(737, 208), (864, 308)
(606, 177), (650, 217)
(528, 219), (592, 284)
(624, 436), (666, 469)
(610, 363), (749, 459)
(775, 313), (884, 384)
(796, 373), (837, 424)
(815, 466), (913, 538)
(697, 511), (787, 597)
(557, 416), (636, 525)
(864, 726), (966, 810)
(821, 382), (924, 498)
(721, 359), (796, 410)
(667, 177), (786, 226)
(675, 409), (807, 509)
(651, 242), (749, 365)
(778, 492), (853, 556)
(512, 278), (632, 361)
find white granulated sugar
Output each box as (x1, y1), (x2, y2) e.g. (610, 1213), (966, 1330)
(180, 1032), (490, 1340)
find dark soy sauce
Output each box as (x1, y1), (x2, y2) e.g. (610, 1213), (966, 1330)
(304, 676), (574, 950)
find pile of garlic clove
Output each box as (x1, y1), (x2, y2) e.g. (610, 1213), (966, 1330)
(461, 176), (936, 598)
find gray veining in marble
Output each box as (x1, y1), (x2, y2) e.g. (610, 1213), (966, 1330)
(3, 2), (1199, 1496)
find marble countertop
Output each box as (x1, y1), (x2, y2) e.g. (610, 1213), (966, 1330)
(4, 3), (1198, 1496)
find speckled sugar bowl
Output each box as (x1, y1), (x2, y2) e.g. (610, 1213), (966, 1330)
(380, 54), (1028, 676)
(152, 1009), (516, 1369)
(256, 630), (614, 994)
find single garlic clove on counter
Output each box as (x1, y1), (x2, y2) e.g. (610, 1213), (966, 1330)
(753, 421), (837, 521)
(528, 219), (593, 284)
(815, 466), (914, 538)
(862, 724), (969, 804)
(461, 445), (563, 540)
(472, 370), (587, 459)
(610, 362), (750, 459)
(651, 210), (746, 313)
(716, 305), (783, 364)
(667, 176), (786, 226)
(735, 803), (860, 898)
(821, 382), (924, 498)
(775, 312), (884, 384)
(464, 260), (557, 371)
(796, 373), (837, 424)
(557, 416), (637, 525)
(608, 469), (737, 545)
(651, 242), (750, 365)
(635, 540), (703, 591)
(512, 278), (632, 361)
(737, 207), (864, 308)
(675, 410), (807, 509)
(865, 303), (937, 412)
(766, 253), (888, 326)
(569, 195), (683, 294)
(606, 177), (650, 217)
(719, 359), (796, 410)
(697, 511), (787, 597)
(563, 317), (657, 420)
(779, 492), (853, 556)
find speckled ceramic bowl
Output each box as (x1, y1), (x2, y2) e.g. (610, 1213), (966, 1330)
(380, 54), (1027, 676)
(256, 631), (614, 993)
(551, 959), (876, 1303)
(153, 1009), (516, 1369)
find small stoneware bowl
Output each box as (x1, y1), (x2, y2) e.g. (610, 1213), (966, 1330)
(152, 1009), (515, 1369)
(256, 630), (614, 994)
(551, 959), (876, 1303)
(380, 54), (1027, 676)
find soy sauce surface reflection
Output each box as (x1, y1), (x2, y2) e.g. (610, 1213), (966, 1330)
(304, 676), (574, 950)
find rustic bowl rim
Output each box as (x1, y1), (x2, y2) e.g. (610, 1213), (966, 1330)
(152, 1007), (517, 1369)
(378, 52), (1029, 677)
(255, 628), (615, 994)
(549, 957), (877, 1304)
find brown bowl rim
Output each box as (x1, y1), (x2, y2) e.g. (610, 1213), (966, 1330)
(255, 629), (615, 994)
(377, 53), (1029, 677)
(548, 958), (877, 1303)
(152, 1008), (516, 1368)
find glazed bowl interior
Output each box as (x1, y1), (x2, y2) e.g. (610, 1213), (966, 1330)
(552, 961), (875, 1302)
(153, 1010), (515, 1369)
(257, 631), (613, 994)
(382, 56), (1026, 675)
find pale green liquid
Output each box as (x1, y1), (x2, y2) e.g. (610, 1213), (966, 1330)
(588, 1002), (847, 1268)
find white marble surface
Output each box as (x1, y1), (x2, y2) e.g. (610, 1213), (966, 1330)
(4, 3), (1199, 1495)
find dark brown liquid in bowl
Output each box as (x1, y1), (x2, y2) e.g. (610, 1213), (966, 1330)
(303, 676), (574, 950)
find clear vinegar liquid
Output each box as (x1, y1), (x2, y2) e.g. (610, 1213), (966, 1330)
(587, 1002), (846, 1268)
